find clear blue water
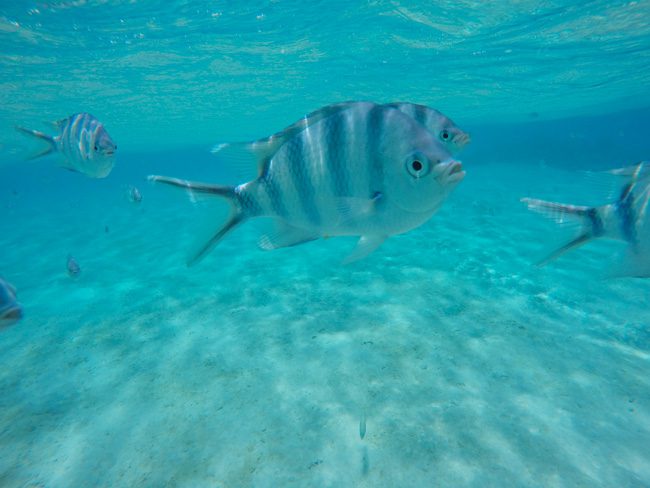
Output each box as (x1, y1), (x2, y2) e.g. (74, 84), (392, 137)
(1, 2), (650, 487)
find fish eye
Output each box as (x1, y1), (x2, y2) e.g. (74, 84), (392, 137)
(440, 129), (450, 141)
(405, 155), (430, 178)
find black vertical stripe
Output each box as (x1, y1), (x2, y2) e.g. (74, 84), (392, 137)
(235, 185), (262, 217)
(587, 207), (605, 237)
(288, 132), (321, 226)
(413, 103), (427, 126)
(616, 183), (637, 244)
(326, 112), (349, 198)
(264, 166), (288, 219)
(367, 105), (385, 198)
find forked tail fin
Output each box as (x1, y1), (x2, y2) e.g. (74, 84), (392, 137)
(147, 175), (245, 266)
(520, 198), (605, 266)
(15, 126), (57, 159)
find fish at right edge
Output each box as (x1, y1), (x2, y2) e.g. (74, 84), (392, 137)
(521, 161), (650, 276)
(0, 277), (22, 329)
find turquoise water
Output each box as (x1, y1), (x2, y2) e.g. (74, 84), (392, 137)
(1, 2), (650, 487)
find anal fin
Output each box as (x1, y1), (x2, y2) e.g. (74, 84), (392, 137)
(343, 235), (386, 264)
(259, 221), (319, 250)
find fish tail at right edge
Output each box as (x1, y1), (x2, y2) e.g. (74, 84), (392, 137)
(147, 175), (247, 266)
(15, 126), (57, 159)
(520, 197), (604, 266)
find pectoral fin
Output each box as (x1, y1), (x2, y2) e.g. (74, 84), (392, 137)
(343, 235), (386, 264)
(336, 193), (383, 226)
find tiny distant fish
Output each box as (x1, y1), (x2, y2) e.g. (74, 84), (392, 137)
(16, 113), (117, 178)
(67, 254), (81, 277)
(359, 411), (367, 440)
(128, 185), (142, 203)
(522, 161), (650, 276)
(149, 101), (465, 265)
(0, 277), (22, 329)
(384, 102), (471, 154)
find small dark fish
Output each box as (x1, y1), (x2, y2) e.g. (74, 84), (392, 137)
(67, 255), (81, 277)
(104, 225), (110, 233)
(128, 185), (142, 203)
(0, 277), (22, 329)
(359, 411), (367, 440)
(16, 113), (117, 178)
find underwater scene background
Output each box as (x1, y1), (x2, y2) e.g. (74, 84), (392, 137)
(1, 1), (650, 487)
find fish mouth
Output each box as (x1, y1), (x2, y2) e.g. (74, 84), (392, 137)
(455, 132), (471, 148)
(435, 160), (465, 184)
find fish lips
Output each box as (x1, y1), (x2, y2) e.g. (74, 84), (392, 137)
(454, 133), (471, 149)
(434, 160), (465, 185)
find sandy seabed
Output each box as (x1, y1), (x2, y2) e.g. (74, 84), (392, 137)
(0, 158), (648, 487)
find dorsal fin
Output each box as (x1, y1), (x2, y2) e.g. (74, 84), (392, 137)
(607, 161), (650, 181)
(212, 101), (363, 179)
(51, 117), (72, 130)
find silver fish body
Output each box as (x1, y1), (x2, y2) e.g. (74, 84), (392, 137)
(150, 101), (465, 265)
(16, 113), (117, 178)
(241, 102), (462, 236)
(385, 102), (471, 154)
(0, 277), (22, 329)
(522, 161), (650, 274)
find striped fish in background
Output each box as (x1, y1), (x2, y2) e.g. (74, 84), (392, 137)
(386, 102), (471, 155)
(149, 101), (466, 265)
(522, 161), (650, 276)
(16, 113), (117, 178)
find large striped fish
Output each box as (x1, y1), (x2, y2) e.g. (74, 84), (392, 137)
(150, 101), (466, 265)
(16, 113), (117, 178)
(522, 161), (650, 276)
